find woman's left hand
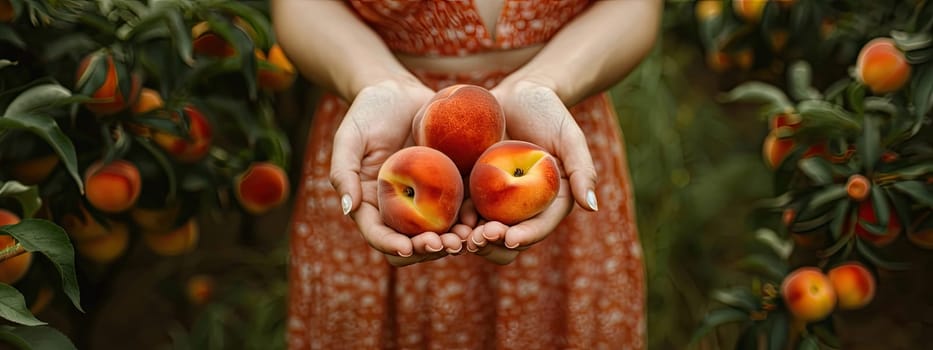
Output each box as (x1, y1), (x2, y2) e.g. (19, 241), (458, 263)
(463, 79), (598, 265)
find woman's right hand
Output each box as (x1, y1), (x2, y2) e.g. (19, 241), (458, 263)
(329, 79), (465, 267)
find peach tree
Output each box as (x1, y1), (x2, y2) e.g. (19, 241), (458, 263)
(0, 0), (293, 348)
(691, 0), (933, 349)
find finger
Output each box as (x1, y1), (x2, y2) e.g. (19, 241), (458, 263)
(411, 233), (445, 255)
(385, 251), (447, 267)
(450, 223), (474, 242)
(468, 225), (486, 251)
(350, 203), (415, 257)
(330, 124), (365, 215)
(557, 117), (599, 212)
(458, 197), (478, 228)
(474, 245), (520, 265)
(503, 180), (573, 249)
(480, 221), (508, 243)
(440, 233), (464, 254)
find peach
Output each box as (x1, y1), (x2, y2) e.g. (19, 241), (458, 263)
(84, 160), (142, 213)
(143, 218), (199, 256)
(257, 44), (297, 92)
(29, 287), (54, 315)
(856, 38), (912, 94)
(377, 146), (464, 235)
(191, 18), (257, 58)
(695, 0), (723, 22)
(130, 205), (181, 232)
(762, 127), (796, 169)
(769, 112), (802, 130)
(75, 53), (140, 116)
(234, 162), (290, 215)
(732, 0), (767, 23)
(0, 210), (32, 285)
(8, 154), (59, 185)
(131, 88), (164, 115)
(75, 221), (129, 264)
(152, 105), (213, 163)
(781, 267), (836, 322)
(828, 262), (876, 310)
(469, 140), (560, 225)
(706, 50), (731, 73)
(770, 30), (789, 52)
(412, 84), (506, 176)
(846, 174), (871, 202)
(61, 206), (113, 241)
(186, 274), (215, 306)
(734, 48), (754, 71)
(853, 199), (901, 246)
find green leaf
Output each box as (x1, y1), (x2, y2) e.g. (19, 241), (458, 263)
(0, 117), (83, 194)
(756, 229), (793, 259)
(0, 284), (44, 327)
(805, 185), (847, 213)
(3, 84), (72, 118)
(798, 157), (834, 186)
(165, 9), (195, 67)
(692, 308), (750, 344)
(0, 220), (82, 312)
(735, 254), (788, 281)
(863, 97), (898, 117)
(892, 30), (933, 52)
(0, 26), (25, 48)
(910, 62), (933, 129)
(787, 61), (821, 101)
(885, 163), (933, 180)
(856, 240), (910, 270)
(0, 60), (16, 70)
(0, 182), (40, 219)
(797, 100), (861, 132)
(798, 335), (819, 350)
(823, 78), (852, 102)
(891, 181), (933, 208)
(215, 1), (274, 48)
(829, 200), (851, 240)
(719, 82), (793, 110)
(124, 7), (173, 41)
(40, 34), (99, 63)
(711, 287), (759, 312)
(768, 311), (789, 350)
(847, 83), (866, 116)
(0, 325), (78, 350)
(858, 115), (881, 174)
(861, 185), (891, 234)
(75, 51), (109, 97)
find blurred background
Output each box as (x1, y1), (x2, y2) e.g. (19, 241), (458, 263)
(1, 1), (931, 349)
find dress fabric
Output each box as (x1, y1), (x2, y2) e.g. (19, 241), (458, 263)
(287, 1), (645, 349)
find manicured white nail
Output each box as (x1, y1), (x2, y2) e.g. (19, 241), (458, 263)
(397, 250), (412, 258)
(586, 189), (599, 211)
(341, 194), (352, 215)
(505, 240), (520, 249)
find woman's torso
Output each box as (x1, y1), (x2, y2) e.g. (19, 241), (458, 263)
(347, 0), (590, 77)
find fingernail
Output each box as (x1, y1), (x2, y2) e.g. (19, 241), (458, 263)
(471, 234), (485, 247)
(586, 189), (599, 211)
(447, 245), (463, 254)
(341, 194), (352, 215)
(505, 240), (520, 249)
(426, 244), (443, 253)
(466, 244), (478, 253)
(397, 250), (412, 258)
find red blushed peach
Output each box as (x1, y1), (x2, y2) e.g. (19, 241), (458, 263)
(856, 37), (912, 94)
(853, 199), (901, 246)
(257, 44), (298, 92)
(75, 53), (141, 116)
(143, 219), (199, 256)
(769, 112), (802, 130)
(781, 267), (837, 322)
(706, 50), (732, 73)
(762, 127), (795, 169)
(0, 210), (32, 285)
(84, 160), (142, 213)
(828, 262), (876, 310)
(413, 84), (506, 176)
(469, 140), (560, 225)
(152, 105), (213, 163)
(377, 146), (464, 236)
(234, 162), (290, 215)
(186, 274), (215, 306)
(75, 221), (129, 264)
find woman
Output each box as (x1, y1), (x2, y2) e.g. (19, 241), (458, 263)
(272, 1), (661, 348)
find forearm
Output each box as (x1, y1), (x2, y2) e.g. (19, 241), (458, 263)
(505, 0), (663, 106)
(270, 0), (424, 101)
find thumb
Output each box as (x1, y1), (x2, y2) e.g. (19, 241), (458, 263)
(558, 120), (598, 212)
(329, 126), (364, 215)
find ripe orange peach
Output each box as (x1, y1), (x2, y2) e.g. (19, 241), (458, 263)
(130, 205), (181, 232)
(781, 267), (836, 322)
(762, 127), (796, 169)
(191, 18), (257, 58)
(257, 44), (297, 92)
(8, 154), (59, 185)
(706, 50), (732, 73)
(768, 112), (802, 130)
(846, 174), (871, 202)
(734, 48), (754, 71)
(131, 88), (164, 115)
(186, 274), (215, 306)
(0, 210), (32, 285)
(84, 160), (142, 213)
(143, 218), (199, 256)
(413, 84), (506, 176)
(853, 199), (901, 246)
(856, 37), (912, 94)
(152, 105), (213, 163)
(377, 146), (464, 235)
(234, 162), (290, 215)
(75, 221), (129, 264)
(733, 0), (767, 23)
(75, 53), (141, 116)
(828, 262), (876, 310)
(29, 287), (54, 315)
(695, 0), (723, 22)
(469, 140), (560, 225)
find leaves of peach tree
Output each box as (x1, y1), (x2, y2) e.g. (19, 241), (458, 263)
(0, 219), (82, 312)
(0, 284), (44, 326)
(0, 325), (77, 350)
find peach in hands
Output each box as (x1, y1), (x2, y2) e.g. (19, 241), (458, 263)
(827, 262), (876, 310)
(781, 267), (836, 322)
(412, 84), (506, 175)
(469, 140), (560, 225)
(377, 146), (464, 236)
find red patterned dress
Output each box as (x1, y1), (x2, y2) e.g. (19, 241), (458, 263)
(288, 1), (645, 349)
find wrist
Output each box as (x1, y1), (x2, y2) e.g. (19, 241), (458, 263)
(344, 70), (429, 102)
